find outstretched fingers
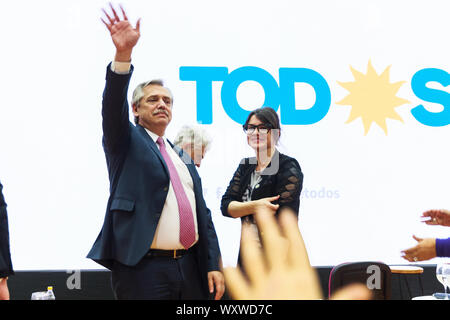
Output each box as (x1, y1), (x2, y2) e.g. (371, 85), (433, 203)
(101, 8), (115, 26)
(102, 4), (140, 32)
(135, 18), (141, 32)
(108, 2), (121, 22)
(223, 267), (251, 300)
(279, 209), (311, 269)
(254, 209), (285, 270)
(119, 4), (128, 20)
(101, 17), (112, 32)
(240, 224), (266, 287)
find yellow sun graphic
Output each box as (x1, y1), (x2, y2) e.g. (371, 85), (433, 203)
(336, 60), (410, 135)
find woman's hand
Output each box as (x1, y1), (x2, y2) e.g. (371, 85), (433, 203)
(421, 209), (450, 227)
(227, 195), (280, 218)
(252, 195), (280, 215)
(401, 235), (436, 262)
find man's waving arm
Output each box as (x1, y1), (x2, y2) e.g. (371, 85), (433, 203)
(101, 4), (141, 154)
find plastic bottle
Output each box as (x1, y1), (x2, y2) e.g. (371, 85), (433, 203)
(46, 286), (56, 300)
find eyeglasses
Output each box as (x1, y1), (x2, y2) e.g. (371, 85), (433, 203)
(243, 124), (272, 135)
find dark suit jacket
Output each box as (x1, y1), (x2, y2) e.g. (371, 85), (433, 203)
(87, 64), (221, 296)
(0, 181), (14, 278)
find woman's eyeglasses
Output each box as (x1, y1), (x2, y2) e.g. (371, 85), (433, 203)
(243, 124), (272, 134)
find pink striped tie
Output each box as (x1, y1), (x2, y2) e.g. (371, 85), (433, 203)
(156, 137), (196, 249)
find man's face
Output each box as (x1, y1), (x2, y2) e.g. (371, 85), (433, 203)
(183, 143), (206, 167)
(133, 85), (173, 132)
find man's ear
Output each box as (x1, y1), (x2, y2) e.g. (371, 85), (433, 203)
(132, 103), (139, 116)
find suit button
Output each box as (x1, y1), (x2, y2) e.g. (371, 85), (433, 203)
(163, 186), (168, 192)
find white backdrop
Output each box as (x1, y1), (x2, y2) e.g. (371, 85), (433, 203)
(0, 0), (449, 270)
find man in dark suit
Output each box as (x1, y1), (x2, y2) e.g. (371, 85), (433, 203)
(87, 4), (224, 300)
(0, 181), (14, 300)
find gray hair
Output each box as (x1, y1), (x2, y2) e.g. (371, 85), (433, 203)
(174, 125), (212, 151)
(131, 79), (173, 124)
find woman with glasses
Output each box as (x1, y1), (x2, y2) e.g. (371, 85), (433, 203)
(221, 107), (303, 267)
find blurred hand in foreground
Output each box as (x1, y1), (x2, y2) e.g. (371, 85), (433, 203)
(224, 208), (371, 300)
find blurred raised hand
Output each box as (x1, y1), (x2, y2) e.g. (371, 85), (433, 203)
(224, 208), (371, 300)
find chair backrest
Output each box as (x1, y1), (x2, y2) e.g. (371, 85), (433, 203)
(328, 261), (392, 300)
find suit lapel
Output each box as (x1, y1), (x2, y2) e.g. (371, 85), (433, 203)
(136, 125), (170, 178)
(137, 126), (202, 217)
(136, 125), (199, 188)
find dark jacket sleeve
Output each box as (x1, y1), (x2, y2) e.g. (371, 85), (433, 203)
(0, 182), (14, 278)
(220, 161), (246, 218)
(436, 237), (450, 258)
(274, 157), (303, 215)
(102, 63), (134, 155)
(206, 208), (222, 271)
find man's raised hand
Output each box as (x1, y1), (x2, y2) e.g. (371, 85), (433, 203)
(101, 3), (141, 61)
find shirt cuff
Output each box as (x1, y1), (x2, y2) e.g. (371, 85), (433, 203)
(111, 61), (131, 74)
(436, 237), (450, 257)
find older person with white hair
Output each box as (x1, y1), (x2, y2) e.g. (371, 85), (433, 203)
(174, 125), (212, 168)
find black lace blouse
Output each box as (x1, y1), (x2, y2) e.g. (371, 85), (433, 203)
(221, 150), (303, 223)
